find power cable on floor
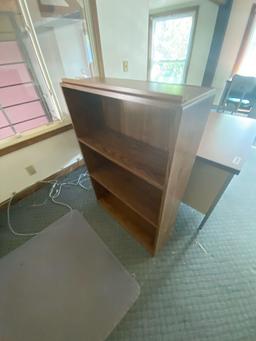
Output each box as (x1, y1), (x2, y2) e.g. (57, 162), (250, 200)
(7, 171), (90, 237)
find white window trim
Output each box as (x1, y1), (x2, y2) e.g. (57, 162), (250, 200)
(18, 0), (63, 121)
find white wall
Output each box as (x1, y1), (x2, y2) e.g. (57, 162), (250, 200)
(186, 1), (218, 85)
(96, 0), (149, 80)
(0, 130), (81, 202)
(149, 0), (219, 86)
(213, 0), (254, 103)
(4, 0), (252, 204)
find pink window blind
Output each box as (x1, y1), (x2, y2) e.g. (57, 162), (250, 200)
(0, 40), (50, 140)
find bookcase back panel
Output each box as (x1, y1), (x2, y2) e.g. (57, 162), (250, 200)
(94, 184), (156, 253)
(101, 97), (177, 151)
(62, 88), (104, 136)
(79, 143), (163, 227)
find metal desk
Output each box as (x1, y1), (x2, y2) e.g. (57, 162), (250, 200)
(183, 112), (256, 228)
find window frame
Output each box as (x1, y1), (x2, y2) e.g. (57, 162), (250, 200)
(0, 0), (104, 152)
(147, 6), (199, 84)
(0, 11), (55, 141)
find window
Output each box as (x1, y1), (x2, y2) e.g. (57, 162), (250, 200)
(0, 12), (52, 140)
(233, 4), (256, 77)
(0, 0), (97, 142)
(148, 8), (197, 84)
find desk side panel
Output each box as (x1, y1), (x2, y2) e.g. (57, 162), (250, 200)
(183, 158), (233, 214)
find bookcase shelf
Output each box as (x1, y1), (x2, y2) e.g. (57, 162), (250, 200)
(61, 77), (214, 255)
(79, 128), (168, 190)
(99, 191), (155, 254)
(90, 162), (162, 227)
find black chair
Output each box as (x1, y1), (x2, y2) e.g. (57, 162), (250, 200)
(218, 75), (256, 114)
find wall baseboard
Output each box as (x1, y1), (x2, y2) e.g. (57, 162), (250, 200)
(0, 159), (85, 209)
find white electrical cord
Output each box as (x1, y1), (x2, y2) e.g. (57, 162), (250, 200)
(7, 171), (90, 237)
(7, 193), (39, 237)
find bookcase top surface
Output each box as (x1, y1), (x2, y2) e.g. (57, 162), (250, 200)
(61, 77), (215, 105)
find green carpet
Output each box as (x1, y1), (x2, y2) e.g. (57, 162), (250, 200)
(1, 149), (256, 341)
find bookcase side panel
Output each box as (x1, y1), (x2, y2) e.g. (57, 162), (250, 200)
(155, 94), (215, 253)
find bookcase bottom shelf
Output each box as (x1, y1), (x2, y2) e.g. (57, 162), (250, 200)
(90, 163), (161, 227)
(98, 192), (156, 255)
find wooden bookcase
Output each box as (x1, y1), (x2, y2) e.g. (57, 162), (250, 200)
(61, 78), (215, 255)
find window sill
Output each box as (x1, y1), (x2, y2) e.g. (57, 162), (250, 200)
(0, 120), (73, 157)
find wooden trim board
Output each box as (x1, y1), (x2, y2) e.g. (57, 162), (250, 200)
(0, 123), (73, 156)
(202, 0), (233, 87)
(88, 0), (105, 78)
(61, 78), (215, 106)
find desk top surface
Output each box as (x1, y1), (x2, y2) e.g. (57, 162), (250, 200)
(198, 112), (256, 173)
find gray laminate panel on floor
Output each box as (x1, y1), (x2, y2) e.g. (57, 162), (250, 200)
(1, 149), (256, 341)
